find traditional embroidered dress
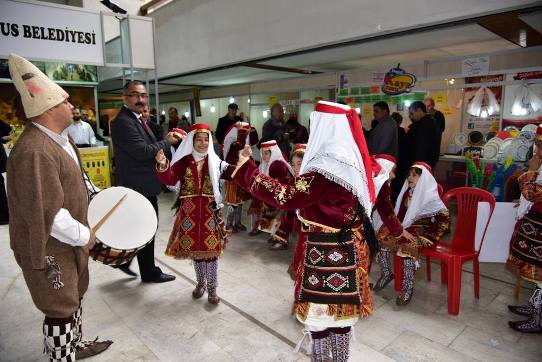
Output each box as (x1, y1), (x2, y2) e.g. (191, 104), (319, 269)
(376, 162), (450, 304)
(233, 101), (375, 361)
(506, 151), (542, 333)
(369, 155), (404, 292)
(223, 122), (250, 231)
(287, 144), (309, 271)
(157, 123), (229, 304)
(249, 140), (292, 236)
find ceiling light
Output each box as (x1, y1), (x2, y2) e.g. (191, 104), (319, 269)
(404, 100), (412, 107)
(184, 111), (190, 118)
(161, 110), (166, 115)
(229, 97), (235, 104)
(210, 106), (216, 113)
(355, 107), (361, 114)
(247, 98), (251, 103)
(262, 110), (268, 118)
(449, 78), (455, 85)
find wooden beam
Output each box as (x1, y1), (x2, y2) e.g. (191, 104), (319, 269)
(478, 12), (542, 48)
(243, 63), (322, 75)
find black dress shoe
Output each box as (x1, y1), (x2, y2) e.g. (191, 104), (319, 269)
(111, 263), (138, 277)
(142, 273), (176, 283)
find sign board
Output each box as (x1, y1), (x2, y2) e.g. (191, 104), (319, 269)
(0, 0), (104, 65)
(381, 65), (416, 96)
(462, 56), (490, 77)
(80, 146), (111, 189)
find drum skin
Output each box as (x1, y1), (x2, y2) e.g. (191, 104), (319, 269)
(87, 187), (157, 265)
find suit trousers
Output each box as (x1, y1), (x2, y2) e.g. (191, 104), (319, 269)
(131, 195), (162, 280)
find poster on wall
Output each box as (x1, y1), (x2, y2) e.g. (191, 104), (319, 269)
(502, 71), (542, 129)
(80, 147), (111, 189)
(45, 63), (98, 82)
(0, 83), (96, 147)
(462, 75), (503, 134)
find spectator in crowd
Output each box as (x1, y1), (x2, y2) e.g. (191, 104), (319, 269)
(367, 101), (398, 157)
(215, 103), (241, 147)
(149, 107), (158, 124)
(285, 113), (309, 144)
(407, 101), (440, 169)
(99, 114), (110, 137)
(391, 112), (409, 202)
(168, 107), (190, 133)
(0, 118), (11, 225)
(425, 97), (445, 156)
(68, 107), (96, 147)
(261, 103), (290, 156)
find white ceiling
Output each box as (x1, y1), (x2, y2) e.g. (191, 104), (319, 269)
(162, 23), (520, 88)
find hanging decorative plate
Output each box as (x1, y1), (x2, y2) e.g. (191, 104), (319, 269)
(483, 142), (499, 159)
(454, 132), (467, 146)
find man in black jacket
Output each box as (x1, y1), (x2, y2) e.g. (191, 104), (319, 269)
(215, 103), (241, 150)
(407, 101), (440, 169)
(111, 80), (179, 283)
(0, 118), (12, 224)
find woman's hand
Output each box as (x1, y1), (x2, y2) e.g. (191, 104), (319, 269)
(401, 229), (417, 242)
(528, 153), (542, 172)
(155, 149), (167, 167)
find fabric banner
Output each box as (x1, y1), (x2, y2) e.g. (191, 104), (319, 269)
(0, 0), (104, 65)
(80, 146), (111, 189)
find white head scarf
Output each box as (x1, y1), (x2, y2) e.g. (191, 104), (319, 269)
(259, 140), (293, 176)
(222, 121), (250, 158)
(394, 162), (447, 228)
(170, 124), (228, 208)
(371, 155), (397, 230)
(300, 101), (375, 214)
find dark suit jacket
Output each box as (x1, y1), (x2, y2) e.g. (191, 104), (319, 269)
(111, 106), (168, 197)
(0, 120), (12, 173)
(407, 114), (440, 169)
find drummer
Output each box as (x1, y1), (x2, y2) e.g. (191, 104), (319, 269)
(156, 123), (230, 304)
(6, 54), (112, 361)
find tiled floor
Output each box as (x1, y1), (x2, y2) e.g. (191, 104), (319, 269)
(1, 192), (540, 361)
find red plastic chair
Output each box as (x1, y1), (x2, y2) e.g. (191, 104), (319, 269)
(393, 187), (495, 315)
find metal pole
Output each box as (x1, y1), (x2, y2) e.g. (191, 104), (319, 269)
(152, 17), (159, 119)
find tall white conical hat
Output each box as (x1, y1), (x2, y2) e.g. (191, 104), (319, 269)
(8, 53), (68, 118)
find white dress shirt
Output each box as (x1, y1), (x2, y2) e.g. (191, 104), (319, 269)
(33, 122), (97, 247)
(67, 120), (96, 146)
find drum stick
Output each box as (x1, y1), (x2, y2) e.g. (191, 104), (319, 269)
(92, 193), (128, 233)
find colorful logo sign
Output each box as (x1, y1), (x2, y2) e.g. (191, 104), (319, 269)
(381, 65), (416, 95)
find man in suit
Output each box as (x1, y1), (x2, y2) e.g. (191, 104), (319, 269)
(111, 80), (179, 283)
(407, 101), (441, 170)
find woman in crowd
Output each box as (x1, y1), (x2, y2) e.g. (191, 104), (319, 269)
(156, 123), (230, 305)
(231, 101), (376, 361)
(222, 122), (251, 232)
(374, 162), (450, 305)
(247, 140), (292, 237)
(506, 129), (542, 333)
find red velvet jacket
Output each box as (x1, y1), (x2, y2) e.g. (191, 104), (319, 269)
(233, 159), (361, 230)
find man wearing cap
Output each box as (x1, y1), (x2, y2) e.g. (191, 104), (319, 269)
(215, 103), (241, 153)
(6, 53), (112, 361)
(111, 80), (179, 283)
